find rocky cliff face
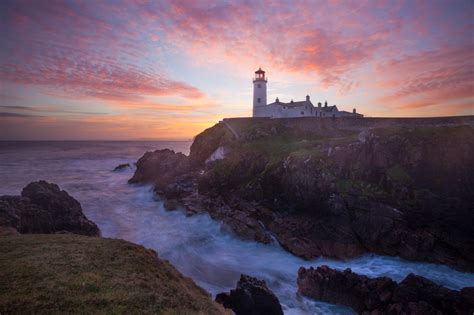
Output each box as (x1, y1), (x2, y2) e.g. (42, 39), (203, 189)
(0, 181), (100, 236)
(130, 118), (474, 272)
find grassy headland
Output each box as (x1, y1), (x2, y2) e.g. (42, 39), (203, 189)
(0, 234), (225, 314)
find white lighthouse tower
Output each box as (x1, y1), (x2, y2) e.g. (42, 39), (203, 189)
(253, 68), (267, 116)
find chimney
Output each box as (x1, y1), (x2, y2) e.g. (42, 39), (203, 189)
(276, 97), (279, 103)
(306, 95), (310, 101)
(318, 102), (322, 107)
(353, 108), (356, 113)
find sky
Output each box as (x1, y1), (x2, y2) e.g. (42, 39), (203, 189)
(0, 0), (473, 140)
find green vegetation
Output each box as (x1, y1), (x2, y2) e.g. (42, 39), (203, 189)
(386, 164), (411, 184)
(237, 137), (320, 162)
(230, 132), (354, 163)
(0, 234), (225, 315)
(372, 125), (472, 141)
(336, 179), (388, 200)
(197, 119), (473, 214)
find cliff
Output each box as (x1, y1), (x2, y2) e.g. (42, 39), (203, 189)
(130, 116), (474, 271)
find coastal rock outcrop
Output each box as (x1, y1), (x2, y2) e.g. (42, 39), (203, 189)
(216, 274), (283, 315)
(128, 149), (190, 192)
(297, 265), (474, 314)
(0, 181), (100, 236)
(130, 118), (474, 271)
(113, 163), (130, 171)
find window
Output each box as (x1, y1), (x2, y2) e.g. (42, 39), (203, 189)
(301, 111), (304, 115)
(257, 84), (261, 88)
(257, 98), (261, 103)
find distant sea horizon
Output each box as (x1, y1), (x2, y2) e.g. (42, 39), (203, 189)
(0, 139), (193, 142)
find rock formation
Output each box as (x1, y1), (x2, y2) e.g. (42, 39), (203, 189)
(128, 149), (190, 193)
(297, 265), (474, 314)
(0, 181), (100, 236)
(129, 117), (474, 272)
(113, 163), (130, 171)
(216, 274), (283, 315)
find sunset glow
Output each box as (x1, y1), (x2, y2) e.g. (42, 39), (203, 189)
(1, 0), (473, 140)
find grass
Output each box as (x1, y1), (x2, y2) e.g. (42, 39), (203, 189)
(0, 234), (226, 315)
(336, 179), (388, 200)
(233, 135), (328, 163)
(372, 125), (472, 141)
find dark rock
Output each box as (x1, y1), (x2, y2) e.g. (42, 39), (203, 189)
(189, 122), (234, 167)
(461, 287), (474, 306)
(391, 273), (464, 314)
(163, 199), (180, 211)
(215, 292), (231, 307)
(128, 149), (190, 191)
(268, 213), (365, 260)
(0, 181), (100, 236)
(162, 173), (196, 199)
(183, 194), (273, 244)
(297, 265), (474, 314)
(113, 163), (130, 171)
(216, 274), (283, 315)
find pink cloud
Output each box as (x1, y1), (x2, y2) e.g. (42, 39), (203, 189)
(376, 45), (474, 110)
(145, 1), (402, 86)
(0, 0), (205, 103)
(1, 52), (204, 101)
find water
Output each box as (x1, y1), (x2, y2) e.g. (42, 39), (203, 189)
(1, 141), (473, 314)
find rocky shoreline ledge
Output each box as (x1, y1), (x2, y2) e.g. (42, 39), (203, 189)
(129, 118), (474, 273)
(298, 265), (474, 314)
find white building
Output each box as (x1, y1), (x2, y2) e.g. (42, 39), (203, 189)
(252, 68), (363, 118)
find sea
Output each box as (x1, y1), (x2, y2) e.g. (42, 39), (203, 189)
(1, 141), (473, 314)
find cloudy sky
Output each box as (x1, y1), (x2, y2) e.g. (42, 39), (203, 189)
(1, 0), (473, 140)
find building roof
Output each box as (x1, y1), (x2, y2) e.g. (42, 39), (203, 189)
(266, 99), (344, 113)
(339, 110), (363, 116)
(267, 100), (313, 108)
(255, 68), (265, 74)
(322, 105), (338, 112)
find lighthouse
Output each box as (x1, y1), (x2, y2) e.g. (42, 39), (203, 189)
(253, 68), (267, 116)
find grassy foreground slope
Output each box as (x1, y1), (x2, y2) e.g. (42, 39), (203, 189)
(0, 234), (225, 315)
